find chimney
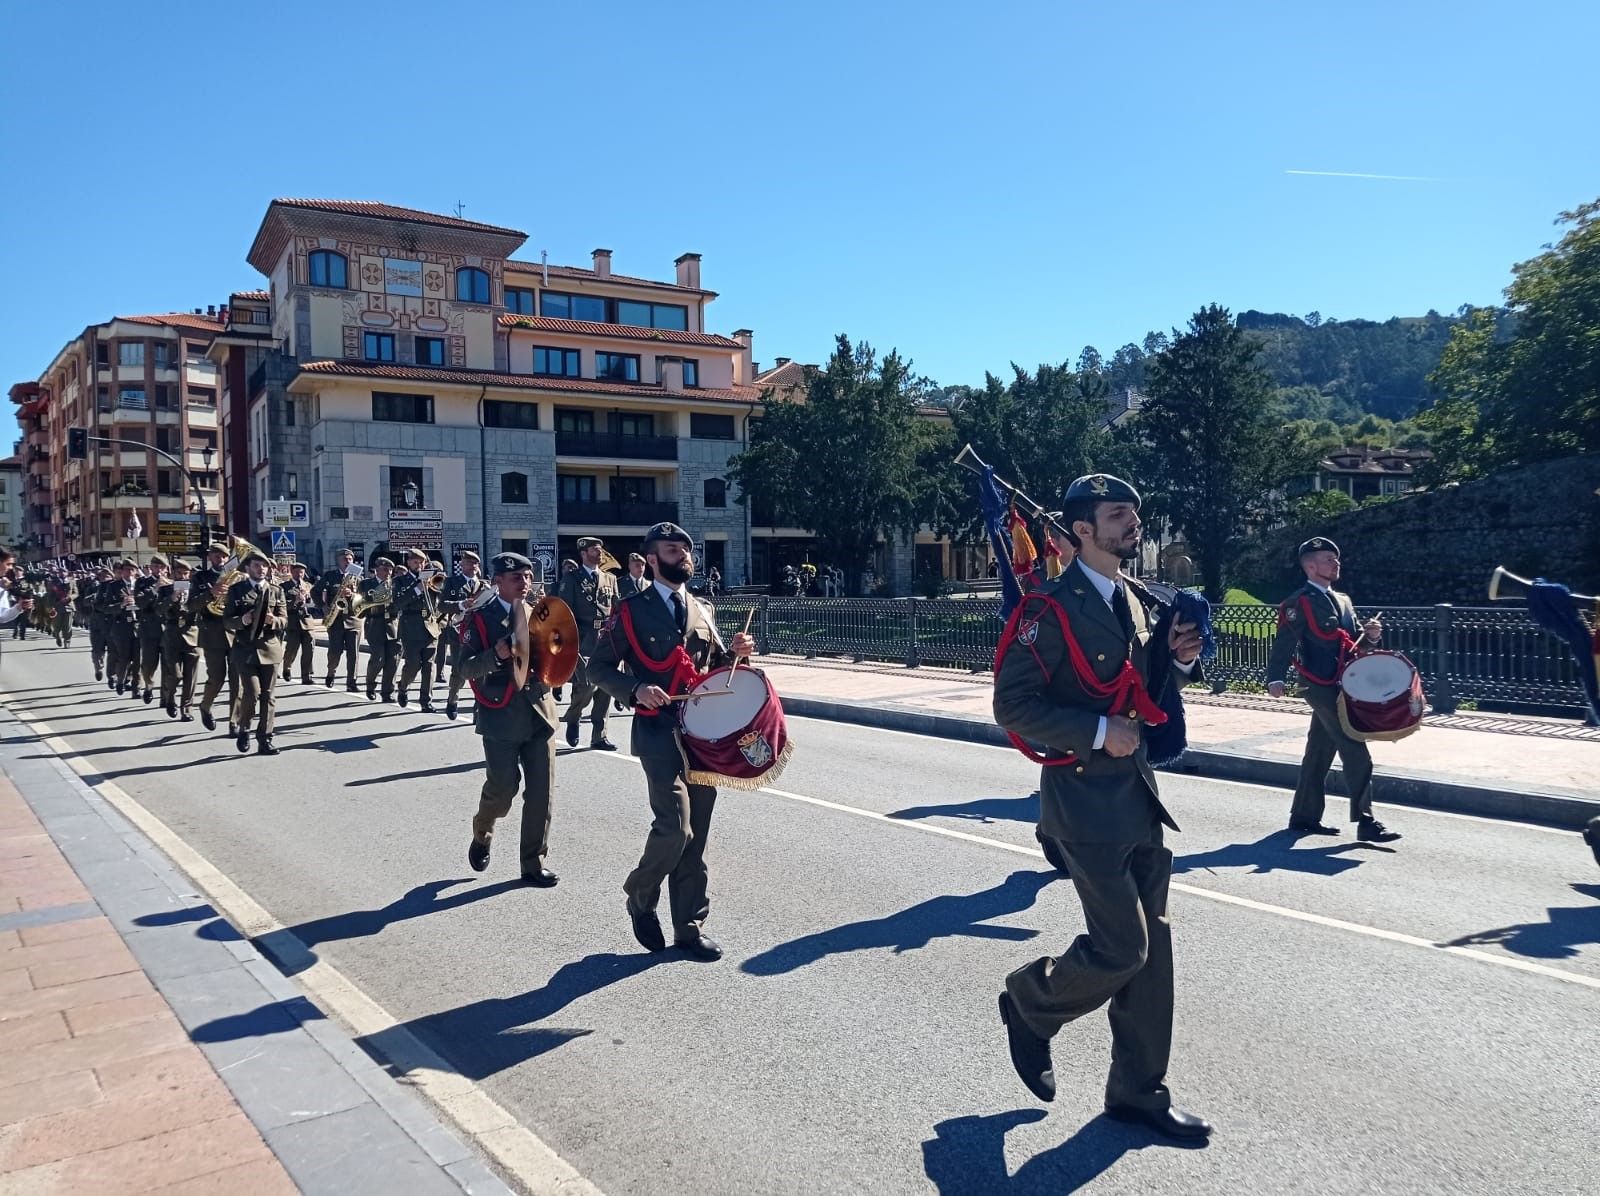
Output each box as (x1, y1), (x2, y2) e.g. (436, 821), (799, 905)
(675, 253), (701, 290)
(732, 329), (753, 386)
(660, 359), (684, 394)
(592, 248), (612, 278)
(206, 305), (216, 317)
(219, 306), (229, 324)
(775, 357), (791, 368)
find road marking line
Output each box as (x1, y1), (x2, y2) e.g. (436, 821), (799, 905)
(7, 701), (603, 1196)
(586, 753), (1600, 991)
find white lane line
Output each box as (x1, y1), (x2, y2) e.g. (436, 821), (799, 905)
(587, 752), (1600, 992)
(7, 701), (603, 1196)
(785, 715), (1582, 835)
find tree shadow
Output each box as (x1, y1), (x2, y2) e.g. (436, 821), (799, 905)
(345, 761), (484, 787)
(18, 734), (190, 760)
(358, 951), (676, 1080)
(742, 869), (1052, 977)
(922, 1108), (1206, 1195)
(1437, 883), (1600, 960)
(254, 878), (527, 976)
(281, 722), (457, 755)
(890, 793), (1041, 825)
(1172, 829), (1366, 878)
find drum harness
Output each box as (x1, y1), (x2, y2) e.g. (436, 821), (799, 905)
(1284, 593), (1363, 687)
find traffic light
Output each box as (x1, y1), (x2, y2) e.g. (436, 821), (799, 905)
(67, 427), (88, 460)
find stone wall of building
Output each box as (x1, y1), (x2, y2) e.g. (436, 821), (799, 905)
(677, 435), (748, 587)
(1235, 454), (1600, 604)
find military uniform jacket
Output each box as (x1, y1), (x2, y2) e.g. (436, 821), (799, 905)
(282, 579), (314, 633)
(223, 578), (288, 666)
(187, 567), (234, 644)
(359, 578), (399, 642)
(98, 580), (139, 626)
(47, 578), (76, 612)
(315, 569), (359, 634)
(559, 567), (619, 652)
(393, 570), (441, 643)
(1267, 583), (1368, 688)
(438, 573), (486, 625)
(457, 598), (558, 741)
(160, 583), (200, 649)
(587, 586), (734, 759)
(134, 578), (165, 635)
(992, 560), (1194, 844)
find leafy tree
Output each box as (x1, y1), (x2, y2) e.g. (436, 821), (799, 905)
(1422, 198), (1600, 480)
(1290, 489), (1357, 521)
(1134, 305), (1314, 599)
(727, 335), (938, 595)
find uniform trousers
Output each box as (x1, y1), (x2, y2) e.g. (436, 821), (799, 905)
(137, 629), (163, 689)
(474, 728), (555, 873)
(1006, 831), (1174, 1113)
(325, 626), (359, 685)
(89, 620), (107, 672)
(53, 610), (73, 646)
(198, 626), (236, 717)
(160, 637), (198, 711)
(398, 633), (437, 703)
(623, 741), (717, 938)
(563, 647), (611, 730)
(445, 633), (469, 702)
(436, 626), (458, 683)
(232, 655), (279, 740)
(364, 634), (400, 697)
(282, 626), (314, 682)
(1291, 683), (1375, 823)
(107, 624), (138, 687)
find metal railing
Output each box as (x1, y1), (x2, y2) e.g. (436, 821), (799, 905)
(715, 598), (1594, 716)
(557, 498), (679, 525)
(554, 431), (678, 461)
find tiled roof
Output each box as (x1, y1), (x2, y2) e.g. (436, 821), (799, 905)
(505, 260), (715, 296)
(753, 360), (808, 389)
(497, 315), (742, 349)
(1320, 446), (1433, 473)
(270, 199), (524, 237)
(119, 313), (224, 332)
(293, 361), (764, 405)
(230, 290), (270, 301)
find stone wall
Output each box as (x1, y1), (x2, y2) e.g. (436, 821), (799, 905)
(1235, 455), (1600, 604)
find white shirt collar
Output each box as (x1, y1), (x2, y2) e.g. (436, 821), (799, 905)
(1075, 559), (1122, 608)
(653, 579), (687, 608)
(1307, 579), (1332, 595)
(497, 596), (513, 614)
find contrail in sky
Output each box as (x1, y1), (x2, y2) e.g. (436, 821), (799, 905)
(1286, 169), (1444, 182)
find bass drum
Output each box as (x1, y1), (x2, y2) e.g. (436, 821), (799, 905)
(679, 666), (793, 789)
(1338, 650), (1426, 742)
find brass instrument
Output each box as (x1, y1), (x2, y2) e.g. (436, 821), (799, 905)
(205, 534), (272, 616)
(1488, 566), (1598, 607)
(321, 572), (362, 630)
(351, 581), (393, 618)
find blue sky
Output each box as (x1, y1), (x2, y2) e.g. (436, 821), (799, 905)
(3, 0), (1595, 437)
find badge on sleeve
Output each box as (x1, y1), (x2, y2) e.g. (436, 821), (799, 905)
(1017, 620), (1040, 646)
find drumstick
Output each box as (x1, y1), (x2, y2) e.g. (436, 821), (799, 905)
(666, 690), (735, 702)
(725, 607), (757, 690)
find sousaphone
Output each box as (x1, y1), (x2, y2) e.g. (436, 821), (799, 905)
(511, 595), (581, 689)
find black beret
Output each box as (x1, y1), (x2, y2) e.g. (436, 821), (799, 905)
(643, 521), (694, 551)
(1298, 537), (1340, 558)
(1063, 473), (1141, 507)
(491, 552), (534, 577)
(576, 536), (604, 550)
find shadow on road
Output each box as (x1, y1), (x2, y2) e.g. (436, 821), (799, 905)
(360, 950), (676, 1080)
(742, 869), (1052, 977)
(922, 1107), (1207, 1194)
(345, 761), (483, 786)
(190, 995), (327, 1045)
(1438, 882), (1600, 960)
(889, 793), (1041, 825)
(1172, 829), (1367, 878)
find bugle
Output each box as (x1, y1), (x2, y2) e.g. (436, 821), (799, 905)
(1488, 567), (1598, 607)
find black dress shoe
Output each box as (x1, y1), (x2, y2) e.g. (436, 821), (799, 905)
(468, 837), (490, 872)
(366, 688), (377, 701)
(256, 739), (279, 756)
(565, 723), (579, 748)
(94, 666), (103, 680)
(590, 734), (617, 751)
(143, 688), (154, 704)
(281, 671), (291, 682)
(553, 687), (563, 702)
(419, 701), (436, 714)
(347, 680), (359, 693)
(627, 898), (666, 952)
(674, 933), (722, 962)
(235, 732), (250, 753)
(180, 712), (193, 722)
(1357, 817), (1402, 843)
(381, 691), (394, 704)
(445, 700), (458, 721)
(165, 704), (177, 719)
(228, 723), (237, 737)
(1105, 1104), (1212, 1141)
(1288, 820), (1341, 836)
(325, 675), (335, 689)
(397, 690), (408, 707)
(999, 992), (1056, 1102)
(201, 710), (215, 731)
(522, 868), (559, 888)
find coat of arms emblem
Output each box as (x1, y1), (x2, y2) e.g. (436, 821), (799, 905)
(738, 730), (774, 768)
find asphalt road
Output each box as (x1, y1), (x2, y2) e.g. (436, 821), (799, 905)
(2, 638), (1596, 1196)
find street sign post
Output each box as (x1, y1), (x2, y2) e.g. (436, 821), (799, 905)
(387, 509), (444, 554)
(156, 513), (206, 555)
(263, 500), (310, 528)
(270, 529), (297, 556)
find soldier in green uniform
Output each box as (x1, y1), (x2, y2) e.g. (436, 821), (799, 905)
(159, 560), (201, 720)
(280, 561), (316, 684)
(101, 560), (141, 696)
(394, 548), (443, 712)
(86, 567), (112, 680)
(317, 548), (362, 693)
(133, 556), (169, 704)
(992, 474), (1211, 1142)
(457, 552), (560, 887)
(190, 543), (237, 734)
(47, 573), (76, 647)
(558, 536), (620, 749)
(438, 550), (487, 721)
(224, 555), (287, 755)
(587, 522), (756, 962)
(360, 558), (401, 702)
(1266, 537), (1399, 843)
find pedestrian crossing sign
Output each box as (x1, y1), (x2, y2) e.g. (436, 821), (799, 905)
(271, 529), (296, 554)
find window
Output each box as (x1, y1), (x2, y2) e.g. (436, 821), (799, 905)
(309, 251), (348, 288)
(283, 396), (296, 426)
(595, 353), (639, 382)
(556, 409), (594, 434)
(99, 513), (114, 538)
(155, 428), (174, 452)
(615, 412), (654, 437)
(691, 412), (735, 439)
(614, 476), (656, 503)
(617, 300), (689, 331)
(286, 472), (298, 497)
(118, 342), (145, 367)
(363, 332), (396, 362)
(188, 386), (216, 407)
(415, 336), (445, 366)
(96, 344), (109, 366)
(372, 391), (434, 424)
(157, 468), (178, 496)
(657, 358), (699, 388)
(532, 347), (580, 377)
(97, 386), (110, 411)
(388, 466), (425, 509)
(501, 471), (528, 504)
(118, 386), (147, 409)
(152, 343), (173, 367)
(558, 475), (595, 502)
(703, 478), (727, 508)
(500, 536), (530, 556)
(154, 384), (174, 410)
(455, 267), (491, 303)
(483, 400), (539, 430)
(185, 342), (207, 362)
(505, 287), (536, 315)
(539, 290), (606, 322)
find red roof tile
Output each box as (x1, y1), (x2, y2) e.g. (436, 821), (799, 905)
(753, 360), (809, 389)
(292, 361), (764, 405)
(505, 260), (715, 297)
(270, 199), (524, 237)
(119, 313), (224, 332)
(497, 315), (743, 349)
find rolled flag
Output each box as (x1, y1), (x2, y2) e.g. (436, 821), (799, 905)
(126, 512), (142, 540)
(1526, 581), (1600, 723)
(1145, 588), (1215, 768)
(978, 466), (1025, 619)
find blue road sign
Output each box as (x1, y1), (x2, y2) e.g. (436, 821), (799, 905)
(271, 529), (297, 554)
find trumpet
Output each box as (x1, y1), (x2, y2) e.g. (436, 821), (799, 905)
(206, 534), (272, 616)
(1488, 567), (1598, 607)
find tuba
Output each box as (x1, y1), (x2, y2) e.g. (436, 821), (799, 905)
(351, 581), (393, 618)
(206, 535), (272, 616)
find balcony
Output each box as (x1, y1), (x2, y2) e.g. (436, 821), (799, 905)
(556, 499), (679, 526)
(554, 431), (678, 461)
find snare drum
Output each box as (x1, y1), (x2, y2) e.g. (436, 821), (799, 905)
(1337, 650), (1425, 742)
(679, 666), (793, 789)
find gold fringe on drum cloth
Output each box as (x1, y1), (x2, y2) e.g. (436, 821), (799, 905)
(680, 737), (796, 791)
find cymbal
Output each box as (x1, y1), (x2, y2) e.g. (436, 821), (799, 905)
(529, 595), (580, 688)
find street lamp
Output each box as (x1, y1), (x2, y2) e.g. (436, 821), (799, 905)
(402, 479), (419, 509)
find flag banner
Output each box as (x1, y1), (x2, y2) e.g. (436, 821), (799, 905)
(1526, 581), (1600, 723)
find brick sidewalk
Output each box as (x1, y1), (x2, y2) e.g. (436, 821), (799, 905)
(0, 777), (296, 1194)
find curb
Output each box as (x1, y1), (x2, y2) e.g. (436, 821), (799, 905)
(780, 695), (1600, 831)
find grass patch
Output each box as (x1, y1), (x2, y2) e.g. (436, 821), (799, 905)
(1223, 588), (1265, 605)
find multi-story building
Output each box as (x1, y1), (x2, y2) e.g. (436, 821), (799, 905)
(0, 453), (22, 551)
(9, 313), (226, 561)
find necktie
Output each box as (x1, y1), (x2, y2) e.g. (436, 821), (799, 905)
(671, 591), (687, 635)
(1111, 583), (1135, 642)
